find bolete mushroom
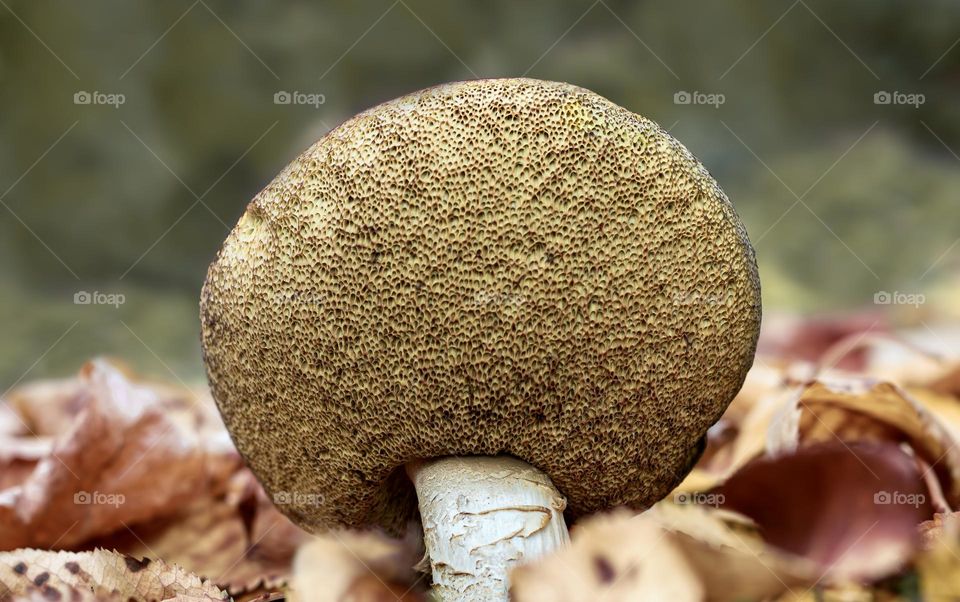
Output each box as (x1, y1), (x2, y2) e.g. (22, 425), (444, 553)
(201, 78), (761, 601)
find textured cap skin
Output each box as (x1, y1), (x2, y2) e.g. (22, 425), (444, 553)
(200, 78), (761, 534)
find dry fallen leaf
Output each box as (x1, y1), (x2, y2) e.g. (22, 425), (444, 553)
(715, 441), (930, 582)
(679, 373), (960, 510)
(648, 502), (817, 601)
(511, 504), (821, 602)
(291, 530), (425, 602)
(0, 360), (309, 598)
(770, 379), (960, 510)
(96, 468), (311, 596)
(906, 386), (960, 445)
(510, 509), (704, 602)
(0, 548), (226, 601)
(861, 326), (960, 393)
(0, 359), (241, 550)
(645, 502), (820, 602)
(916, 511), (960, 600)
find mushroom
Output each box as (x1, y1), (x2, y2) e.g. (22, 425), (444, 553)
(200, 78), (761, 601)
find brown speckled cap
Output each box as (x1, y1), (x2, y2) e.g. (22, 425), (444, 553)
(200, 78), (761, 534)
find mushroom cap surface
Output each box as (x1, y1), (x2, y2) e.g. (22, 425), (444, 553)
(200, 78), (761, 534)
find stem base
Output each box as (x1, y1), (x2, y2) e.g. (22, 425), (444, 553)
(408, 455), (570, 602)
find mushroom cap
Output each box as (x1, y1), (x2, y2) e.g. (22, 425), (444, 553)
(201, 78), (761, 534)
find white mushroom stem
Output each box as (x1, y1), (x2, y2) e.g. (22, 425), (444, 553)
(407, 455), (570, 602)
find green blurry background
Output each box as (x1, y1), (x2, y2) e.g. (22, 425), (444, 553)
(2, 0), (959, 385)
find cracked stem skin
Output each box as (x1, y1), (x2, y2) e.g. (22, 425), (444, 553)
(408, 455), (570, 602)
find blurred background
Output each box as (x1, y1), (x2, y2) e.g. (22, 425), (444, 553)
(1, 0), (958, 385)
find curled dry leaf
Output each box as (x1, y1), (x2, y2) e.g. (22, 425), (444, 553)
(648, 503), (817, 601)
(906, 386), (960, 445)
(5, 373), (89, 436)
(665, 333), (960, 595)
(916, 512), (960, 600)
(96, 468), (311, 596)
(291, 530), (425, 602)
(679, 373), (960, 511)
(0, 359), (308, 597)
(716, 441), (931, 582)
(510, 509), (703, 602)
(226, 469), (313, 567)
(511, 504), (816, 602)
(0, 548), (226, 601)
(0, 359), (241, 550)
(771, 379), (960, 509)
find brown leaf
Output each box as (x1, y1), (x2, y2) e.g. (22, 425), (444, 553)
(96, 468), (311, 596)
(860, 328), (960, 394)
(774, 380), (960, 508)
(0, 359), (241, 550)
(649, 503), (817, 601)
(909, 387), (960, 443)
(291, 530), (424, 602)
(510, 509), (704, 602)
(5, 374), (89, 437)
(715, 441), (930, 582)
(679, 375), (960, 514)
(0, 548), (226, 601)
(511, 504), (820, 602)
(916, 511), (960, 600)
